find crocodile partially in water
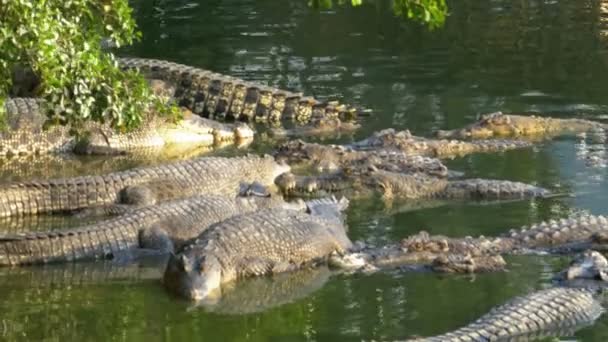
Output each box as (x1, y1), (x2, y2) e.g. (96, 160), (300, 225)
(409, 251), (608, 341)
(275, 167), (552, 201)
(0, 193), (305, 266)
(0, 154), (289, 217)
(399, 214), (608, 257)
(435, 111), (607, 140)
(275, 133), (531, 173)
(163, 197), (351, 301)
(1, 98), (253, 157)
(349, 128), (532, 158)
(332, 215), (608, 276)
(118, 58), (364, 126)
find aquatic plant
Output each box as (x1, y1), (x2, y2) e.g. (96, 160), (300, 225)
(0, 0), (178, 131)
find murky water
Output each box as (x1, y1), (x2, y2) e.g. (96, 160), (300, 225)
(2, 0), (608, 340)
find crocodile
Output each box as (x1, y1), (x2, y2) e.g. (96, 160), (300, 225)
(0, 146), (222, 182)
(0, 154), (289, 217)
(275, 134), (530, 173)
(274, 139), (451, 175)
(117, 57), (364, 125)
(0, 193), (306, 266)
(349, 128), (532, 158)
(435, 111), (607, 140)
(399, 214), (608, 258)
(329, 246), (507, 274)
(0, 98), (253, 157)
(325, 215), (608, 277)
(275, 168), (552, 201)
(163, 197), (351, 301)
(409, 251), (608, 341)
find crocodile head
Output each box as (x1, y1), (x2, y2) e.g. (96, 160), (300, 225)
(435, 112), (514, 139)
(431, 253), (506, 273)
(163, 253), (222, 301)
(274, 140), (347, 172)
(560, 250), (608, 281)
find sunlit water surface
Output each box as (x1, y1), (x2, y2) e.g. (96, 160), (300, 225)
(3, 0), (608, 340)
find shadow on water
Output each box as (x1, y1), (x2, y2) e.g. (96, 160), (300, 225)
(3, 0), (608, 340)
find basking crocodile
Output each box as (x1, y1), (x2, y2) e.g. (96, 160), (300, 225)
(275, 168), (552, 201)
(0, 193), (305, 266)
(118, 57), (364, 126)
(163, 197), (351, 301)
(0, 154), (289, 217)
(409, 251), (608, 341)
(0, 98), (253, 157)
(435, 111), (607, 140)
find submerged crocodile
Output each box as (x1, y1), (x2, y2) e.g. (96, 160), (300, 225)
(333, 215), (608, 277)
(0, 154), (288, 217)
(409, 251), (608, 341)
(0, 98), (253, 157)
(275, 133), (531, 173)
(118, 57), (364, 126)
(0, 193), (304, 266)
(435, 111), (607, 140)
(163, 197), (352, 301)
(274, 139), (452, 175)
(349, 128), (532, 159)
(275, 167), (552, 201)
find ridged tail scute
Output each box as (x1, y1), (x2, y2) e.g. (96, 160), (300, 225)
(0, 178), (122, 217)
(118, 57), (365, 123)
(417, 287), (604, 341)
(0, 224), (139, 266)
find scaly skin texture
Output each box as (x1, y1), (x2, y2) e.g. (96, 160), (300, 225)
(330, 245), (507, 274)
(410, 287), (603, 341)
(0, 146), (223, 182)
(399, 215), (608, 257)
(435, 111), (607, 140)
(275, 168), (552, 201)
(118, 57), (363, 125)
(0, 154), (289, 217)
(0, 194), (302, 266)
(0, 98), (253, 157)
(409, 252), (608, 341)
(163, 198), (351, 301)
(350, 128), (532, 158)
(274, 139), (450, 175)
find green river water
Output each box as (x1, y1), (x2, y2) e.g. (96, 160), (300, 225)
(3, 0), (608, 340)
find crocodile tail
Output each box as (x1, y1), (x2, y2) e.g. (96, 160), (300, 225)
(0, 176), (122, 217)
(0, 224), (139, 266)
(442, 179), (552, 200)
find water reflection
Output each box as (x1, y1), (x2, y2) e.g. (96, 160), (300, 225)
(198, 266), (332, 315)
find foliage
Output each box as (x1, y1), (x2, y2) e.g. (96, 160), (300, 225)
(392, 0), (447, 29)
(0, 0), (178, 131)
(308, 0), (448, 29)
